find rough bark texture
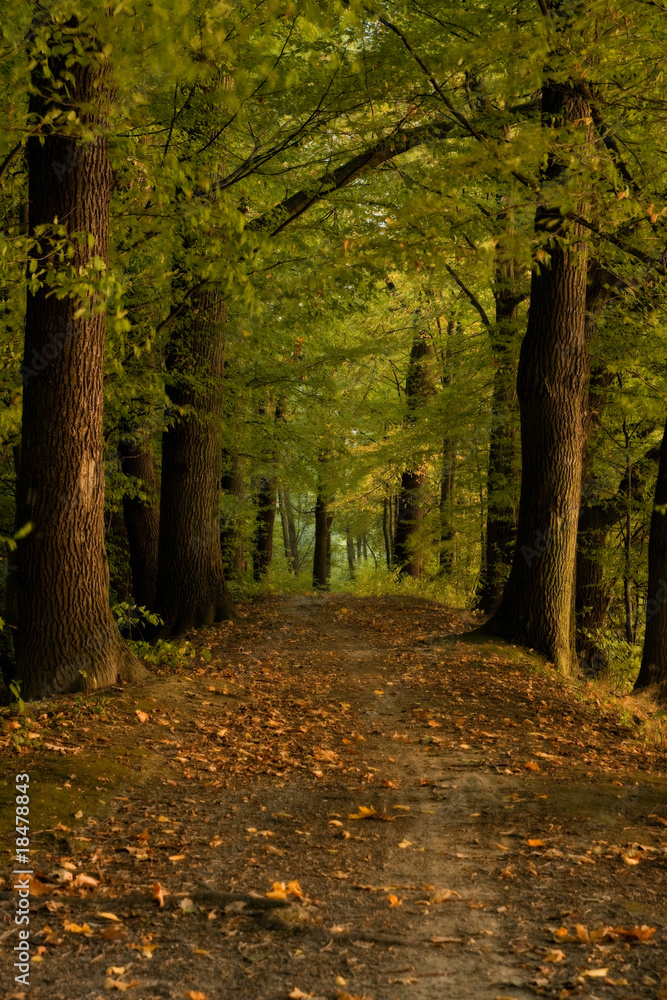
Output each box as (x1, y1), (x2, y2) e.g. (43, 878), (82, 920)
(119, 438), (160, 609)
(155, 290), (234, 633)
(574, 266), (621, 668)
(476, 263), (520, 611)
(482, 83), (592, 673)
(395, 333), (436, 579)
(13, 21), (143, 698)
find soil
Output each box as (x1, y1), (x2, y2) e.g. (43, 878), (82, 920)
(1, 593), (667, 1000)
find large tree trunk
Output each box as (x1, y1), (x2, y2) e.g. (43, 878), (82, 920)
(635, 414), (667, 697)
(13, 18), (143, 698)
(155, 290), (233, 633)
(395, 332), (436, 579)
(482, 83), (592, 673)
(118, 437), (160, 609)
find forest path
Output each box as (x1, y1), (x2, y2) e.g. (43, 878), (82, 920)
(2, 593), (667, 1000)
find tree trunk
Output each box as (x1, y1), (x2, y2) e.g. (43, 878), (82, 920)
(13, 18), (143, 698)
(155, 289), (233, 633)
(476, 263), (520, 611)
(313, 489), (330, 590)
(383, 498), (392, 569)
(283, 488), (299, 574)
(346, 525), (356, 578)
(118, 437), (160, 609)
(279, 490), (293, 572)
(635, 414), (667, 697)
(482, 83), (592, 673)
(395, 332), (436, 579)
(220, 445), (245, 579)
(439, 437), (456, 573)
(254, 477), (276, 580)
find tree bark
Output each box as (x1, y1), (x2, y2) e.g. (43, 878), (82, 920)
(254, 477), (276, 580)
(635, 414), (667, 697)
(283, 488), (299, 574)
(155, 289), (234, 633)
(476, 262), (520, 611)
(439, 437), (457, 573)
(313, 488), (331, 590)
(346, 525), (356, 578)
(220, 444), (245, 579)
(13, 18), (143, 698)
(118, 437), (160, 609)
(395, 332), (436, 579)
(482, 83), (593, 673)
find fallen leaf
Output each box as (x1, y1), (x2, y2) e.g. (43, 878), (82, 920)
(135, 710), (149, 723)
(544, 949), (566, 963)
(387, 894), (402, 908)
(580, 968), (608, 978)
(347, 805), (377, 820)
(398, 839), (413, 849)
(527, 839), (545, 848)
(184, 993), (209, 1000)
(430, 887), (461, 903)
(524, 761), (540, 771)
(169, 854), (186, 862)
(104, 979), (139, 991)
(288, 990), (312, 999)
(153, 883), (166, 907)
(97, 912), (121, 922)
(63, 920), (93, 936)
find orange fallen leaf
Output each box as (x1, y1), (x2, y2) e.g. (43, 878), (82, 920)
(430, 888), (461, 903)
(387, 894), (402, 908)
(135, 710), (149, 724)
(152, 882), (166, 907)
(184, 993), (209, 1000)
(288, 990), (313, 999)
(524, 761), (540, 771)
(544, 948), (566, 963)
(104, 979), (139, 991)
(347, 805), (377, 820)
(527, 839), (545, 848)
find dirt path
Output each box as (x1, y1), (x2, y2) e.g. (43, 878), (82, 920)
(2, 594), (667, 1000)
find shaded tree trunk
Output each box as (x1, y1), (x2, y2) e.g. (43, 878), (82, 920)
(118, 438), (160, 609)
(439, 437), (457, 573)
(395, 332), (436, 579)
(346, 525), (356, 578)
(155, 290), (233, 633)
(383, 498), (392, 569)
(635, 414), (667, 697)
(279, 490), (293, 572)
(313, 488), (331, 590)
(220, 445), (245, 579)
(482, 82), (593, 673)
(282, 488), (299, 574)
(13, 18), (143, 697)
(254, 477), (276, 580)
(476, 263), (520, 611)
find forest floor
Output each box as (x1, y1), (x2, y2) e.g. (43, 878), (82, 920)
(1, 593), (667, 1000)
